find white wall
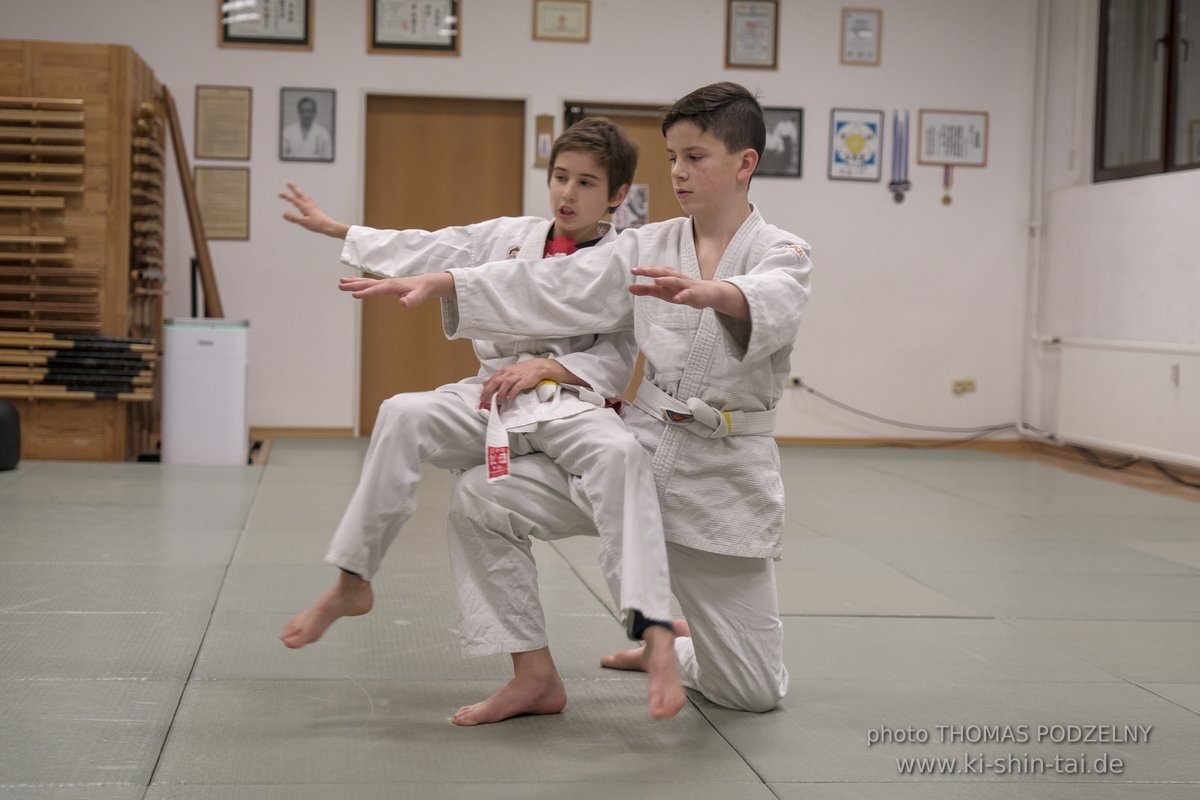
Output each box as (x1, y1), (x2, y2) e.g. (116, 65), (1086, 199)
(1034, 1), (1200, 465)
(6, 0), (1041, 438)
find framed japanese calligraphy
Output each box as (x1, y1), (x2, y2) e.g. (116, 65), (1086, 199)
(194, 86), (252, 160)
(370, 0), (460, 56)
(219, 0), (313, 51)
(917, 109), (989, 167)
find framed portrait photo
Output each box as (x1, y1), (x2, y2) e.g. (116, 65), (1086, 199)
(532, 0), (590, 43)
(370, 0), (460, 56)
(829, 108), (883, 181)
(759, 107), (803, 177)
(726, 0), (779, 70)
(279, 88), (336, 163)
(840, 8), (882, 66)
(219, 0), (313, 51)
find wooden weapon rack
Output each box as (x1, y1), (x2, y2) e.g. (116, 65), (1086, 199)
(0, 41), (166, 460)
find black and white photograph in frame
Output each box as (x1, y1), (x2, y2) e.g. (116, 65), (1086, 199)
(759, 106), (803, 177)
(279, 87), (335, 162)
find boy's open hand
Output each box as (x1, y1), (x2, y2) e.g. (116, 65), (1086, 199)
(280, 182), (349, 239)
(629, 267), (720, 309)
(339, 275), (435, 307)
(629, 266), (750, 321)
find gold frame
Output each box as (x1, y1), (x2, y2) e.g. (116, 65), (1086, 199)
(369, 0), (461, 56)
(194, 85), (252, 161)
(532, 0), (591, 43)
(218, 0), (313, 51)
(725, 0), (779, 70)
(194, 166), (251, 241)
(840, 7), (882, 66)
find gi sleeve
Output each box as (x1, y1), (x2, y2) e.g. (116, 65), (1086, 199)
(442, 232), (640, 342)
(341, 220), (489, 277)
(721, 239), (812, 364)
(552, 330), (639, 400)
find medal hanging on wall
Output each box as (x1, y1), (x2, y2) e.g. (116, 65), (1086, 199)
(941, 165), (953, 206)
(887, 109), (912, 203)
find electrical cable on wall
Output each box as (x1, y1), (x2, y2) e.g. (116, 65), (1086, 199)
(792, 379), (1200, 490)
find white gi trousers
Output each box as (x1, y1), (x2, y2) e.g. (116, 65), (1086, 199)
(325, 391), (671, 624)
(447, 454), (789, 713)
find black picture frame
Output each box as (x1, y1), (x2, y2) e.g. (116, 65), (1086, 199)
(759, 106), (803, 177)
(369, 0), (461, 56)
(219, 0), (313, 51)
(279, 87), (336, 163)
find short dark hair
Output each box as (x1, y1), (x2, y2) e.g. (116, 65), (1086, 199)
(662, 82), (765, 159)
(549, 117), (638, 205)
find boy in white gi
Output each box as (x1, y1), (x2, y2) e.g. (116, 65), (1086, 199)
(339, 82), (811, 725)
(278, 118), (685, 721)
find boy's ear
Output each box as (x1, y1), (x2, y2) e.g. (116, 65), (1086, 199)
(608, 183), (631, 208)
(737, 149), (760, 183)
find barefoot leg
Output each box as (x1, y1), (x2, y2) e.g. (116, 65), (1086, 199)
(279, 570), (374, 648)
(641, 626), (686, 719)
(452, 648), (567, 726)
(599, 618), (690, 672)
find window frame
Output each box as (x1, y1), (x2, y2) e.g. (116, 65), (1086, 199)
(1094, 0), (1197, 181)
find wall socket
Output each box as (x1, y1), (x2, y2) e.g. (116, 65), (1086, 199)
(952, 377), (977, 395)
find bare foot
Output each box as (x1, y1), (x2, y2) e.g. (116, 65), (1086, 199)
(452, 652), (567, 726)
(642, 627), (686, 719)
(279, 570), (373, 648)
(600, 618), (690, 672)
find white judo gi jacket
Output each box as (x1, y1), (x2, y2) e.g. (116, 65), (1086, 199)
(341, 217), (637, 430)
(443, 208), (812, 559)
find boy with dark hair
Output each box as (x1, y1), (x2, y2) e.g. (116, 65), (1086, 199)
(278, 117), (685, 721)
(340, 82), (812, 724)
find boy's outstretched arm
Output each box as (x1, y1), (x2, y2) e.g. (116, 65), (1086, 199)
(280, 182), (351, 239)
(338, 272), (456, 307)
(629, 266), (749, 319)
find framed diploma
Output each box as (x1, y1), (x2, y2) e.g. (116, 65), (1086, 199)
(840, 8), (881, 66)
(370, 0), (460, 56)
(759, 107), (803, 177)
(917, 109), (989, 167)
(194, 167), (250, 240)
(194, 86), (252, 161)
(725, 0), (779, 70)
(219, 0), (312, 51)
(829, 108), (883, 181)
(532, 0), (590, 43)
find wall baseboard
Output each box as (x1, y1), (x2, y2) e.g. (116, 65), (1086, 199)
(775, 437), (1026, 452)
(249, 427), (355, 440)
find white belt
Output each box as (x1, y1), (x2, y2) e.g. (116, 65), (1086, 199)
(633, 379), (776, 439)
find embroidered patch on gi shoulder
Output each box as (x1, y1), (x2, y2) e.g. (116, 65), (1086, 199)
(786, 243), (807, 258)
(507, 245), (521, 259)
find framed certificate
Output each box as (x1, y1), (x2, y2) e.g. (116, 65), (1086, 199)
(532, 0), (590, 43)
(219, 0), (312, 51)
(370, 0), (460, 55)
(917, 109), (989, 167)
(725, 0), (779, 70)
(840, 8), (881, 66)
(829, 108), (883, 181)
(194, 166), (250, 240)
(194, 86), (252, 161)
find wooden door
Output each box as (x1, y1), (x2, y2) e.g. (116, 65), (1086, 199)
(359, 95), (524, 434)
